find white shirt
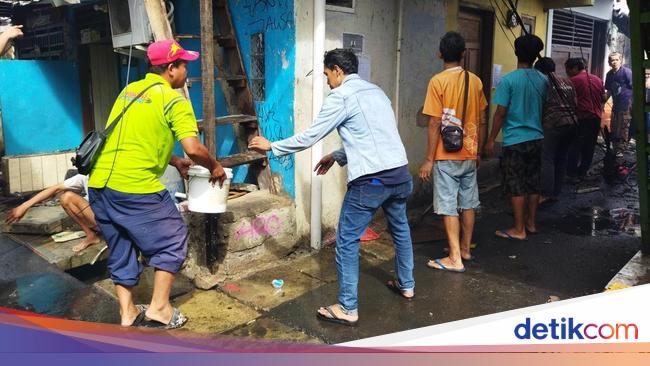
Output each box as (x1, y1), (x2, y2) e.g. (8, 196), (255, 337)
(62, 174), (89, 199)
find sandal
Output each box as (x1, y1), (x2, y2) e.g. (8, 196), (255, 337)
(386, 279), (414, 300)
(316, 305), (358, 327)
(141, 307), (188, 330)
(129, 304), (148, 327)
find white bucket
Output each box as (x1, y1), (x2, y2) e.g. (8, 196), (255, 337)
(177, 166), (233, 213)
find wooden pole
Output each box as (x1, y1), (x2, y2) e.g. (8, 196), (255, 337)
(143, 0), (173, 39)
(143, 0), (190, 101)
(200, 0), (216, 157)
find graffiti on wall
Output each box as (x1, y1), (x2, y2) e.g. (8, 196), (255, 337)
(233, 213), (283, 241)
(231, 0), (296, 198)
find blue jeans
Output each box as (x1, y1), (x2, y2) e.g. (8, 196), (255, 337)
(336, 180), (415, 312)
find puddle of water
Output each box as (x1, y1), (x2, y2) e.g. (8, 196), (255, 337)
(0, 273), (76, 315)
(545, 207), (639, 237)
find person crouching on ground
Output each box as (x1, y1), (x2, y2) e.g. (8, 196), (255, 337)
(419, 31), (488, 272)
(5, 174), (100, 252)
(249, 49), (414, 326)
(484, 34), (548, 241)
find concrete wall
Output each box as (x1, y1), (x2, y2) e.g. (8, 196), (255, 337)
(396, 0), (447, 198)
(292, 0), (401, 237)
(292, 0), (316, 237)
(0, 60), (83, 156)
(568, 0), (612, 20)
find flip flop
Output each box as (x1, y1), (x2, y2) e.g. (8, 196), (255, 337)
(129, 305), (148, 327)
(141, 307), (188, 330)
(495, 230), (527, 241)
(386, 279), (414, 300)
(316, 305), (358, 327)
(525, 228), (539, 235)
(426, 258), (466, 273)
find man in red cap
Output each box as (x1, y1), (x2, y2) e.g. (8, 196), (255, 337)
(88, 40), (226, 329)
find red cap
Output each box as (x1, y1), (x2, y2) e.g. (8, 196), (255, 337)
(147, 39), (199, 66)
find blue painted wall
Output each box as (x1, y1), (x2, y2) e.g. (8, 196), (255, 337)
(0, 61), (83, 156)
(173, 0), (296, 198)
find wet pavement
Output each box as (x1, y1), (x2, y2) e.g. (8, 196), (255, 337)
(0, 145), (643, 344)
(0, 234), (118, 323)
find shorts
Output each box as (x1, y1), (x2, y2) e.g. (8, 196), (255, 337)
(500, 140), (542, 196)
(611, 107), (632, 142)
(433, 160), (479, 216)
(89, 188), (188, 286)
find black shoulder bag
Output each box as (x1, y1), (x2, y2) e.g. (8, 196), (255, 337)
(441, 70), (470, 153)
(72, 82), (162, 175)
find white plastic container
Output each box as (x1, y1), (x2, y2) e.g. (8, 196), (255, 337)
(176, 166), (233, 213)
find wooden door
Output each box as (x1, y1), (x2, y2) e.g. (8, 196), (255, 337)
(459, 11), (482, 76)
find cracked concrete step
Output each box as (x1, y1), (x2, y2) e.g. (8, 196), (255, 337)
(7, 233), (108, 271)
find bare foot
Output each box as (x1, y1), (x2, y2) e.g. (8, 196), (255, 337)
(72, 236), (101, 253)
(145, 304), (173, 325)
(460, 250), (473, 261)
(120, 304), (141, 327)
(525, 220), (538, 234)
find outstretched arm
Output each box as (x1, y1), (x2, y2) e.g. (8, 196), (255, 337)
(5, 183), (66, 224)
(0, 25), (23, 56)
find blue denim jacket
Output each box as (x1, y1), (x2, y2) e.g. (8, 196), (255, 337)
(271, 74), (408, 183)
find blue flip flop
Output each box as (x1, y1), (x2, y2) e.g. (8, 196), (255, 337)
(426, 258), (466, 273)
(495, 230), (528, 241)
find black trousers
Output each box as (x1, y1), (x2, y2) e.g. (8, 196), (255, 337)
(567, 117), (600, 177)
(541, 125), (576, 197)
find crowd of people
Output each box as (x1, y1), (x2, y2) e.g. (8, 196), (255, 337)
(1, 27), (636, 329)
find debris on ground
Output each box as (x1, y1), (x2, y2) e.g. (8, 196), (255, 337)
(605, 282), (631, 292)
(576, 186), (600, 194)
(51, 230), (86, 243)
(547, 295), (560, 303)
(272, 279), (284, 289)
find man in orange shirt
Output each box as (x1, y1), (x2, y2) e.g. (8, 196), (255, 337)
(420, 32), (488, 272)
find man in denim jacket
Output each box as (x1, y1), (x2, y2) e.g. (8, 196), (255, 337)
(250, 49), (414, 326)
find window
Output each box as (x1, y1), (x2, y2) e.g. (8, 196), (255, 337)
(326, 0), (355, 13)
(520, 14), (536, 36)
(342, 33), (363, 56)
(250, 32), (265, 101)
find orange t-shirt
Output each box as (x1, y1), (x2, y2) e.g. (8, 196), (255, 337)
(422, 67), (488, 160)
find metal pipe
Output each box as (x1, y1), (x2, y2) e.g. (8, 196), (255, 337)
(310, 0), (326, 250)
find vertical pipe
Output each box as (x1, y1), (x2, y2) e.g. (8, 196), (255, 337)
(311, 0), (326, 250)
(545, 9), (554, 58)
(394, 0), (404, 117)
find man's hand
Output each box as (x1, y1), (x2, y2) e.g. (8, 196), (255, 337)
(314, 154), (335, 175)
(419, 160), (434, 182)
(210, 163), (227, 187)
(170, 157), (193, 180)
(248, 136), (272, 153)
(5, 205), (27, 224)
(2, 25), (23, 40)
(484, 140), (495, 157)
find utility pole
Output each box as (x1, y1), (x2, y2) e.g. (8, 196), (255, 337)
(200, 0), (216, 157)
